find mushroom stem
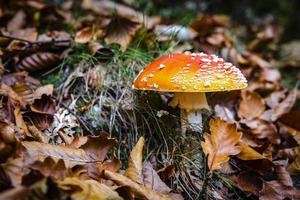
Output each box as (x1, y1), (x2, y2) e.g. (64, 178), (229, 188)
(180, 109), (203, 133)
(169, 92), (210, 133)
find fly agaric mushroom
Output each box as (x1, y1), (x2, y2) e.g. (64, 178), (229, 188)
(133, 52), (247, 133)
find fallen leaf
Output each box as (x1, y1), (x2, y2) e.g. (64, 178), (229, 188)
(240, 118), (279, 144)
(276, 146), (300, 159)
(124, 137), (144, 184)
(58, 177), (123, 200)
(103, 170), (171, 200)
(201, 118), (242, 170)
(16, 52), (61, 72)
(22, 141), (95, 167)
(259, 163), (300, 200)
(236, 141), (265, 160)
(231, 170), (263, 195)
(104, 15), (141, 51)
(143, 161), (172, 194)
(75, 27), (94, 44)
(238, 91), (265, 120)
(30, 157), (68, 180)
(261, 88), (297, 122)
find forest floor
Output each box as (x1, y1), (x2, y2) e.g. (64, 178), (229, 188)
(0, 1), (300, 200)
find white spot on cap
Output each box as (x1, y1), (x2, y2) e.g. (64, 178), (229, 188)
(148, 73), (154, 78)
(204, 80), (211, 87)
(142, 77), (148, 82)
(200, 58), (211, 62)
(158, 64), (165, 70)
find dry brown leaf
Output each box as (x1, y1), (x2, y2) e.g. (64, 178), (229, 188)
(30, 157), (68, 180)
(75, 27), (94, 43)
(259, 163), (300, 200)
(16, 53), (60, 72)
(143, 161), (172, 194)
(103, 170), (172, 200)
(236, 141), (265, 160)
(231, 170), (263, 195)
(33, 84), (54, 99)
(238, 91), (265, 119)
(276, 146), (300, 159)
(57, 177), (123, 200)
(201, 118), (242, 170)
(104, 15), (141, 51)
(1, 158), (28, 187)
(261, 88), (297, 122)
(80, 133), (117, 162)
(27, 125), (51, 143)
(0, 186), (27, 200)
(30, 95), (56, 115)
(14, 107), (31, 137)
(7, 10), (26, 34)
(124, 137), (144, 184)
(240, 118), (279, 144)
(279, 111), (300, 131)
(22, 141), (94, 167)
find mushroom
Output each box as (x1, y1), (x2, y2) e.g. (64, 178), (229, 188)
(133, 52), (247, 133)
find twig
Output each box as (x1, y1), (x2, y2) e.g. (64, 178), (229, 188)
(0, 32), (72, 46)
(52, 97), (95, 136)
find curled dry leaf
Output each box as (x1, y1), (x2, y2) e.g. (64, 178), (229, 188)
(238, 90), (265, 120)
(16, 52), (61, 72)
(30, 95), (56, 115)
(124, 137), (144, 184)
(57, 177), (123, 200)
(201, 118), (242, 171)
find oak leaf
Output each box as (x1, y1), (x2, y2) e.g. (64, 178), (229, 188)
(201, 118), (242, 171)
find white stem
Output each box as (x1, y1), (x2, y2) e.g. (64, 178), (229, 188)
(181, 109), (203, 133)
(187, 110), (203, 132)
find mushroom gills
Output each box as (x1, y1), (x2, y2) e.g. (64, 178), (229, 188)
(169, 92), (210, 133)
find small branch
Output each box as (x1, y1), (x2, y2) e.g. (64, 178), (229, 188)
(0, 32), (72, 46)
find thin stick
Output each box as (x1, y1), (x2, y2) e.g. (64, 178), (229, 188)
(0, 32), (72, 46)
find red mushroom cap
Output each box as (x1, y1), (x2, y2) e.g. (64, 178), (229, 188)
(133, 52), (247, 92)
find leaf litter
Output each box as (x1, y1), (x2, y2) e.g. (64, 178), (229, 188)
(0, 0), (300, 200)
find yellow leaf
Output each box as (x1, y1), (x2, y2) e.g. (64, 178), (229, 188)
(104, 170), (171, 200)
(57, 177), (123, 200)
(236, 142), (265, 160)
(201, 118), (242, 171)
(124, 137), (144, 183)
